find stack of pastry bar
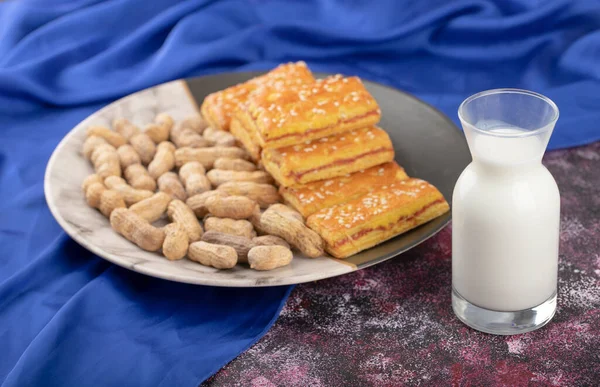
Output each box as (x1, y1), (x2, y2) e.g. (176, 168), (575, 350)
(201, 62), (449, 259)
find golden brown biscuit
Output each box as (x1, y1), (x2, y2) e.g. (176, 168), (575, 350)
(261, 126), (394, 187)
(306, 179), (449, 259)
(200, 62), (314, 131)
(230, 118), (262, 161)
(230, 68), (316, 159)
(238, 75), (381, 149)
(280, 162), (408, 217)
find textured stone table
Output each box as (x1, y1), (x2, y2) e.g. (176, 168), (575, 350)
(204, 142), (600, 386)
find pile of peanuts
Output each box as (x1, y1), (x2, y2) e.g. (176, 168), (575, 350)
(81, 113), (324, 271)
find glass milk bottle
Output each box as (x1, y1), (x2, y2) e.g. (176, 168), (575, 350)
(452, 89), (560, 335)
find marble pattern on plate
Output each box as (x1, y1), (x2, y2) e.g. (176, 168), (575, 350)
(44, 80), (354, 287)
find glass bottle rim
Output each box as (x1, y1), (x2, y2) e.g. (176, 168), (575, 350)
(458, 88), (560, 138)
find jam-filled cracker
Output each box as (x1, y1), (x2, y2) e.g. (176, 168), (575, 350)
(306, 179), (450, 259)
(261, 126), (394, 187)
(230, 117), (262, 161)
(236, 75), (381, 150)
(230, 69), (315, 160)
(200, 61), (314, 131)
(280, 162), (408, 217)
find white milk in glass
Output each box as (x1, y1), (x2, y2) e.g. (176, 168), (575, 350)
(452, 126), (560, 311)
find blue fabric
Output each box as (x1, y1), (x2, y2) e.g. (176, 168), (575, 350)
(0, 0), (598, 386)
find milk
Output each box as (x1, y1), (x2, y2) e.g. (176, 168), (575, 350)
(452, 127), (560, 311)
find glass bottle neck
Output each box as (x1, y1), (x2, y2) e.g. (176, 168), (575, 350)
(466, 130), (547, 168)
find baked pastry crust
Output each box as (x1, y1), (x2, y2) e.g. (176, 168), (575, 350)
(261, 126), (394, 187)
(200, 61), (314, 131)
(231, 69), (315, 160)
(306, 179), (450, 259)
(238, 75), (381, 149)
(280, 162), (408, 217)
(230, 117), (262, 161)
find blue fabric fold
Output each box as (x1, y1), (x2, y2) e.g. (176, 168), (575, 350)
(0, 0), (599, 386)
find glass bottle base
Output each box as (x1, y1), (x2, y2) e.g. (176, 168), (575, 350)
(452, 288), (557, 335)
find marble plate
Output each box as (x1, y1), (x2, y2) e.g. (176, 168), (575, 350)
(44, 74), (470, 287)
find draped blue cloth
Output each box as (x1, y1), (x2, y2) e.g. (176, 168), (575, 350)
(0, 0), (598, 386)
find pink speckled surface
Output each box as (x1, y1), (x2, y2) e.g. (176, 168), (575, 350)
(204, 143), (600, 387)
